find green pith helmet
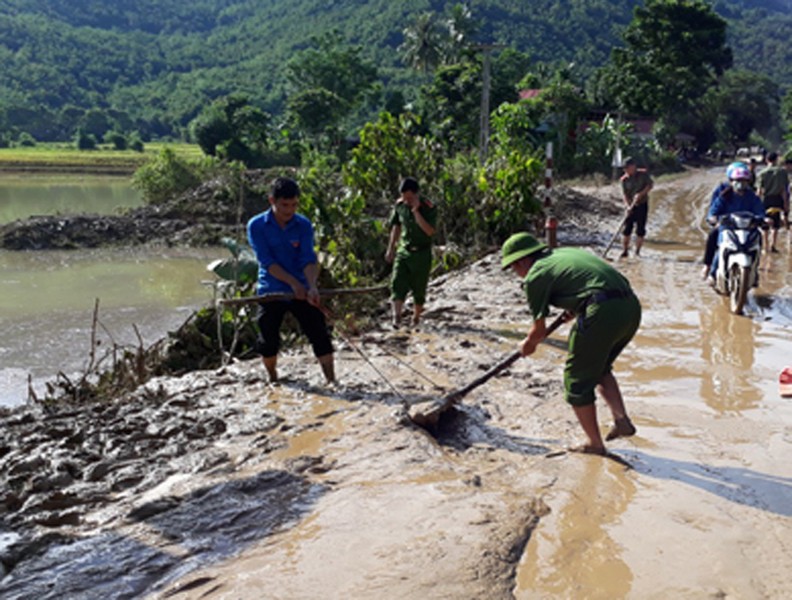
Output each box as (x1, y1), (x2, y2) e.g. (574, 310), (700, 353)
(501, 232), (548, 269)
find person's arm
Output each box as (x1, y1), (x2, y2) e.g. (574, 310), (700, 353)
(520, 318), (546, 357)
(273, 217), (319, 302)
(635, 177), (653, 203)
(621, 181), (632, 208)
(707, 193), (725, 223)
(267, 263), (307, 298)
(303, 262), (320, 306)
(385, 224), (400, 263)
(412, 204), (435, 236)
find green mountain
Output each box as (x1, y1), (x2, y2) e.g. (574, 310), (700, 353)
(1, 0), (790, 141)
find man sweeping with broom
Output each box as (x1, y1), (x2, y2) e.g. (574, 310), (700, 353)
(501, 232), (641, 454)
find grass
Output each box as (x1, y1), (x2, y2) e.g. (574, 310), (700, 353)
(0, 142), (204, 174)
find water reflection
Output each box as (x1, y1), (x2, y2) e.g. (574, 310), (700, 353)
(0, 247), (224, 407)
(698, 307), (763, 411)
(516, 460), (636, 598)
(0, 174), (142, 224)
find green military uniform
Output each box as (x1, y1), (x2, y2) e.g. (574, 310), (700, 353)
(523, 247), (641, 407)
(389, 198), (437, 304)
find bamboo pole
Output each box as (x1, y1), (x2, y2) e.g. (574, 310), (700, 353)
(218, 285), (388, 307)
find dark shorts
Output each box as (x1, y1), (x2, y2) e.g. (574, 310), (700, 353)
(623, 202), (648, 237)
(564, 294), (641, 407)
(763, 195), (784, 229)
(391, 248), (432, 305)
(256, 300), (333, 358)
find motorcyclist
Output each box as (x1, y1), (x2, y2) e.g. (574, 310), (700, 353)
(701, 163), (766, 284)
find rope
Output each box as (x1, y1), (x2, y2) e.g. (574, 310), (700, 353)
(319, 304), (409, 408)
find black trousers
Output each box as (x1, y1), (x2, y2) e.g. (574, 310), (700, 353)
(256, 300), (333, 358)
(623, 202), (648, 237)
(703, 227), (718, 267)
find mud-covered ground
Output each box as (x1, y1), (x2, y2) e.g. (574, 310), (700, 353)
(3, 170), (790, 599)
(0, 180), (627, 597)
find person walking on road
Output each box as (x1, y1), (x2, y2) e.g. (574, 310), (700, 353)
(247, 176), (335, 384)
(385, 177), (437, 327)
(757, 152), (789, 253)
(619, 157), (653, 258)
(501, 233), (641, 455)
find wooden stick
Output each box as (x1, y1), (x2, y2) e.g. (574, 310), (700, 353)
(218, 285), (387, 307)
(409, 312), (568, 427)
(602, 199), (637, 259)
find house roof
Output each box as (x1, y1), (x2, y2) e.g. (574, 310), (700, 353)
(518, 89), (542, 100)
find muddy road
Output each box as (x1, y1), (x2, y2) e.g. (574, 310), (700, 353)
(1, 167), (790, 599)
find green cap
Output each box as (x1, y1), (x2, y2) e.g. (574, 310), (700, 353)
(501, 232), (548, 269)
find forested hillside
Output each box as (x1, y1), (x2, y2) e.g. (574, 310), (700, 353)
(1, 0), (791, 142)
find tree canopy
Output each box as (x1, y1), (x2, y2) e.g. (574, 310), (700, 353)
(1, 0), (790, 143)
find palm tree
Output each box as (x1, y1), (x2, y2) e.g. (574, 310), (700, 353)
(399, 12), (445, 75)
(443, 3), (476, 62)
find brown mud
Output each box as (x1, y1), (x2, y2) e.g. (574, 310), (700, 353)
(2, 168), (791, 599)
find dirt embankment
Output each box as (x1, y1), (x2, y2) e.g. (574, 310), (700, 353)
(0, 180), (626, 598)
(0, 172), (622, 251)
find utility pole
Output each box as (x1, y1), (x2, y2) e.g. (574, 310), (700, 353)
(472, 43), (506, 162)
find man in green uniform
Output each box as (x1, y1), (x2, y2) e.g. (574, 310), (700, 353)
(501, 232), (641, 455)
(757, 152), (790, 253)
(619, 157), (653, 258)
(385, 177), (437, 327)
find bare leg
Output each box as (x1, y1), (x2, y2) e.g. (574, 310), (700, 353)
(571, 404), (605, 452)
(770, 228), (779, 251)
(597, 371), (636, 440)
(263, 356), (278, 383)
(621, 235), (630, 258)
(317, 353), (335, 383)
(635, 235), (644, 256)
(412, 304), (424, 325)
(391, 299), (404, 327)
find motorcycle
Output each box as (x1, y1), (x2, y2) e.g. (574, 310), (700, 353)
(712, 211), (763, 315)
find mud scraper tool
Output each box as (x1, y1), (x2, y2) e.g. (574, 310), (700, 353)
(409, 313), (566, 428)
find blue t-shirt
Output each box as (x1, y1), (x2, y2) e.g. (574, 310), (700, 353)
(707, 186), (765, 220)
(247, 209), (318, 294)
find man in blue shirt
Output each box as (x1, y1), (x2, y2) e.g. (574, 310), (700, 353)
(247, 177), (334, 383)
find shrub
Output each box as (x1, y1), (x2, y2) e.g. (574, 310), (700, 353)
(106, 131), (128, 150)
(16, 131), (36, 147)
(132, 147), (221, 204)
(75, 129), (96, 150)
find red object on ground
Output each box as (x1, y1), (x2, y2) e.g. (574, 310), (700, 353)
(780, 367), (792, 397)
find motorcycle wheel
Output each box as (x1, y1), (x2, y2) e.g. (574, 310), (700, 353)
(729, 264), (750, 315)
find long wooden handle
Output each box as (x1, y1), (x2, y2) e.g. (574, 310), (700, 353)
(409, 312), (569, 427)
(441, 312), (567, 404)
(219, 285), (387, 307)
(602, 201), (637, 258)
